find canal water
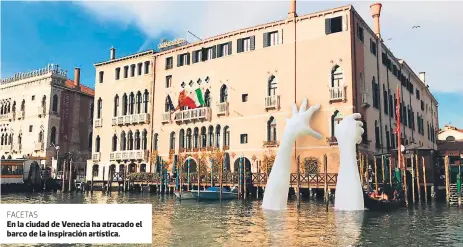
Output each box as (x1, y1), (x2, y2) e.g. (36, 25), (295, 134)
(1, 192), (462, 247)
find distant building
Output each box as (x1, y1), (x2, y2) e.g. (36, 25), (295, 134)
(437, 125), (462, 187)
(87, 2), (439, 185)
(438, 125), (463, 142)
(0, 65), (94, 172)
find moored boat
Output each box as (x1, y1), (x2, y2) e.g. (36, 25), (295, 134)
(191, 187), (238, 201)
(363, 191), (404, 212)
(174, 191), (195, 200)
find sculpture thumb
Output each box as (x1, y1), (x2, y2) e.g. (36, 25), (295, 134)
(305, 128), (322, 139)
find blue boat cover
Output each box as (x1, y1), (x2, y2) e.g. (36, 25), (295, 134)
(206, 187), (230, 192)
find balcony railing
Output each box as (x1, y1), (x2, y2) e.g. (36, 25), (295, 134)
(161, 112), (171, 123)
(326, 136), (338, 146)
(94, 119), (102, 128)
(34, 142), (43, 151)
(174, 107), (211, 123)
(109, 150), (149, 161)
(361, 92), (370, 108)
(117, 116), (124, 125)
(92, 152), (100, 161)
(329, 86), (346, 102)
(111, 113), (150, 126)
(216, 102), (228, 115)
(265, 95), (280, 109)
(124, 115), (131, 124)
(0, 113), (13, 121)
(263, 140), (280, 148)
(111, 117), (117, 126)
(18, 111), (25, 119)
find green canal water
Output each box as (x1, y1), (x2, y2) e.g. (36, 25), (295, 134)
(1, 192), (462, 247)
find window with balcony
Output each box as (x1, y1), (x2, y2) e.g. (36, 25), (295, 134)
(216, 125), (221, 148)
(325, 16), (343, 35)
(166, 57), (173, 69)
(122, 94), (128, 115)
(96, 135), (101, 152)
(112, 134), (117, 152)
(186, 128), (192, 149)
(136, 91), (142, 114)
(267, 117), (277, 142)
(220, 85), (228, 103)
(97, 98), (102, 119)
(52, 95), (58, 113)
(331, 111), (343, 139)
(201, 127), (207, 148)
(143, 90), (149, 113)
(129, 93), (135, 115)
(237, 36), (254, 53)
(130, 64), (136, 77)
(135, 130), (141, 150)
(114, 95), (119, 117)
(223, 126), (230, 147)
(50, 127), (56, 145)
(179, 129), (185, 149)
(115, 67), (121, 80)
(204, 89), (211, 107)
(124, 66), (129, 78)
(144, 61), (150, 74)
(119, 131), (125, 151)
(127, 131), (134, 150)
(217, 42), (232, 57)
(208, 126), (214, 147)
(263, 31), (279, 47)
(193, 128), (199, 149)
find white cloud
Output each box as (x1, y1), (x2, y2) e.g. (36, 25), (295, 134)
(76, 0), (463, 94)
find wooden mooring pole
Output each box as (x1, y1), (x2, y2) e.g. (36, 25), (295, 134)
(415, 154), (421, 203)
(381, 155), (386, 186)
(62, 159), (67, 192)
(197, 160), (200, 201)
(256, 160), (260, 199)
(403, 156), (408, 206)
(296, 155), (301, 208)
(324, 154), (328, 211)
(69, 158), (73, 192)
(411, 155), (416, 204)
(445, 155), (450, 205)
(389, 157), (393, 187)
(90, 171), (94, 193)
(220, 159), (223, 202)
(422, 157), (428, 203)
(374, 157), (378, 192)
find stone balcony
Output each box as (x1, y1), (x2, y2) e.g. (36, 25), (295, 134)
(17, 111), (25, 120)
(109, 150), (149, 162)
(216, 102), (228, 115)
(94, 119), (103, 128)
(263, 140), (280, 148)
(173, 107), (211, 123)
(361, 92), (370, 108)
(161, 112), (171, 123)
(111, 113), (150, 126)
(0, 113), (13, 122)
(265, 95), (280, 109)
(92, 152), (101, 161)
(329, 86), (346, 102)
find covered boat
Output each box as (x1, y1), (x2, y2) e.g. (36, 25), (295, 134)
(191, 187), (238, 201)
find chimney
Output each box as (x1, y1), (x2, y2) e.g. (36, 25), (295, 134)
(419, 72), (426, 84)
(110, 47), (116, 60)
(370, 3), (382, 40)
(74, 67), (81, 87)
(288, 0), (297, 18)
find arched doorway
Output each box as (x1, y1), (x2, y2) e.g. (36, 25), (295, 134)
(109, 164), (116, 172)
(183, 158), (197, 173)
(92, 165), (99, 177)
(233, 157), (252, 173)
(128, 163), (137, 173)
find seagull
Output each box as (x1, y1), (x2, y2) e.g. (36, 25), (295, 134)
(412, 26), (421, 29)
(388, 38), (392, 40)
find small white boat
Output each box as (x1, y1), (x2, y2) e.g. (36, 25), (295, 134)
(174, 191), (195, 200)
(190, 187), (238, 201)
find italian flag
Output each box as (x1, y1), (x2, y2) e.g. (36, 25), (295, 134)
(179, 87), (204, 109)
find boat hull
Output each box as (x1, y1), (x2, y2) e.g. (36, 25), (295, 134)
(174, 191), (195, 200)
(363, 192), (404, 212)
(190, 190), (238, 200)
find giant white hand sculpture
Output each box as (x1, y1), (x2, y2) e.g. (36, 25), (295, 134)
(262, 98), (321, 210)
(334, 113), (365, 211)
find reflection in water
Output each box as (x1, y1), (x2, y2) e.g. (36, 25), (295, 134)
(1, 193), (463, 247)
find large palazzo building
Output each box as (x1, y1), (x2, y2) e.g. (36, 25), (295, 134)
(87, 2), (439, 181)
(0, 64), (94, 170)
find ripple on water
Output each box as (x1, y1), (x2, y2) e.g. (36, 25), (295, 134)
(1, 192), (463, 247)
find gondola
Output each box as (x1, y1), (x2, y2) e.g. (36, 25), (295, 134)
(363, 191), (405, 212)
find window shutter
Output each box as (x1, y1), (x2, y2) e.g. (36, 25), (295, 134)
(228, 41), (232, 55)
(237, 38), (243, 53)
(212, 46), (216, 59)
(250, 36), (255, 50)
(187, 53), (191, 65)
(263, 32), (269, 47)
(192, 51), (197, 63)
(177, 54), (181, 67)
(201, 48), (207, 61)
(325, 18), (331, 35)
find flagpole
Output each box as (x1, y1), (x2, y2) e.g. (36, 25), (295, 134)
(396, 86), (402, 170)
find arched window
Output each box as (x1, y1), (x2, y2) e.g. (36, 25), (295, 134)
(374, 120), (380, 149)
(331, 65), (343, 88)
(1, 134), (4, 145)
(38, 130), (44, 142)
(331, 111), (343, 137)
(120, 131), (126, 150)
(12, 101), (16, 113)
(268, 75), (277, 96)
(385, 125), (390, 149)
(88, 132), (92, 150)
(96, 136), (101, 152)
(8, 133), (13, 145)
(169, 131), (176, 150)
(186, 128), (192, 149)
(204, 90), (211, 107)
(52, 95), (58, 112)
(50, 127), (56, 145)
(112, 134), (117, 151)
(136, 91), (142, 114)
(143, 90), (149, 113)
(193, 128), (199, 148)
(359, 71), (365, 91)
(201, 127), (207, 148)
(97, 98), (102, 118)
(134, 130), (141, 150)
(21, 99), (25, 112)
(216, 125), (221, 148)
(129, 93), (135, 114)
(142, 129), (147, 150)
(220, 85), (228, 103)
(208, 125), (214, 147)
(41, 96), (46, 114)
(153, 133), (158, 150)
(179, 129), (185, 149)
(165, 96), (171, 112)
(90, 103), (94, 120)
(122, 93), (128, 115)
(446, 136), (456, 142)
(127, 130), (134, 150)
(114, 95), (119, 117)
(223, 126), (230, 147)
(267, 117), (277, 142)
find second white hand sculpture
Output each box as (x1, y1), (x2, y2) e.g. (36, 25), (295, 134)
(334, 113), (365, 211)
(262, 98), (321, 211)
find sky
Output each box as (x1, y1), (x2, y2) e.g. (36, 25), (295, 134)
(1, 1), (462, 128)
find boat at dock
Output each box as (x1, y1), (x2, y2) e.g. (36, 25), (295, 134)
(363, 191), (405, 212)
(190, 187), (238, 201)
(174, 191), (195, 200)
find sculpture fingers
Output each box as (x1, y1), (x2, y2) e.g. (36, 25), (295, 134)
(345, 113), (362, 121)
(359, 127), (364, 135)
(356, 136), (362, 144)
(356, 121), (363, 127)
(303, 104), (321, 118)
(299, 97), (308, 113)
(291, 103), (298, 116)
(304, 127), (322, 139)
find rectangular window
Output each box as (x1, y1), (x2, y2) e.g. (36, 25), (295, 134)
(115, 68), (120, 80)
(29, 125), (33, 132)
(99, 71), (104, 83)
(325, 16), (343, 35)
(370, 39), (377, 56)
(421, 100), (424, 111)
(166, 75), (172, 88)
(237, 36), (254, 53)
(240, 134), (248, 144)
(31, 95), (35, 100)
(383, 90), (388, 115)
(416, 89), (420, 100)
(124, 66), (129, 78)
(166, 57), (173, 69)
(263, 31), (279, 47)
(144, 61), (150, 74)
(130, 65), (135, 77)
(207, 47), (214, 60)
(242, 94), (248, 102)
(137, 63), (142, 76)
(356, 24), (364, 42)
(217, 42), (232, 57)
(192, 50), (201, 63)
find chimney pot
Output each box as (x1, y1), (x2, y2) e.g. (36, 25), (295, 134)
(110, 47), (116, 60)
(288, 0), (297, 18)
(370, 3), (382, 40)
(74, 68), (81, 87)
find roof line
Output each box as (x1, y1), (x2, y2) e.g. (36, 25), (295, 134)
(94, 49), (155, 67)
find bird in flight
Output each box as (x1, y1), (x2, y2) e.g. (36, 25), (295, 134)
(412, 26), (421, 29)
